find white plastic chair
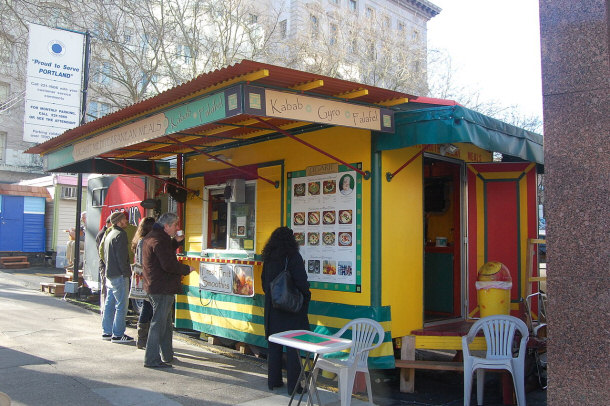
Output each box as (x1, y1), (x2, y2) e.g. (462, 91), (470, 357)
(309, 318), (384, 406)
(462, 315), (529, 406)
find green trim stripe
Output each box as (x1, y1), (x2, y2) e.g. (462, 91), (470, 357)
(370, 137), (382, 307)
(180, 286), (391, 319)
(175, 316), (396, 369)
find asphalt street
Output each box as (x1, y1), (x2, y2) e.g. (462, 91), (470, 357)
(0, 265), (547, 406)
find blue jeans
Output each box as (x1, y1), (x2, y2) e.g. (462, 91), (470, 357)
(138, 299), (153, 324)
(144, 294), (175, 366)
(102, 276), (130, 337)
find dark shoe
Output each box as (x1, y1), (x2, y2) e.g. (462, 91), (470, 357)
(144, 362), (173, 368)
(111, 334), (134, 343)
(102, 334), (112, 341)
(162, 356), (177, 363)
(268, 382), (284, 390)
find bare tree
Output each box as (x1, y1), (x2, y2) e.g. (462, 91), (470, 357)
(428, 49), (543, 133)
(2, 0), (429, 120)
(273, 6), (427, 95)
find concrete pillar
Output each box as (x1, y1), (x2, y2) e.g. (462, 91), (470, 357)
(539, 1), (610, 404)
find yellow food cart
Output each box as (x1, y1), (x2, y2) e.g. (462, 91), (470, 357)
(28, 61), (543, 373)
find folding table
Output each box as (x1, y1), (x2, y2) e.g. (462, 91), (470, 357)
(269, 329), (352, 406)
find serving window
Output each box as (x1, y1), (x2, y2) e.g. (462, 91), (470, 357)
(202, 180), (256, 255)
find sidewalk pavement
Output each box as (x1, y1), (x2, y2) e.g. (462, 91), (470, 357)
(0, 266), (547, 406)
(0, 266), (373, 406)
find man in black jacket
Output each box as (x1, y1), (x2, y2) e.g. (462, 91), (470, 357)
(142, 212), (193, 368)
(101, 212), (133, 343)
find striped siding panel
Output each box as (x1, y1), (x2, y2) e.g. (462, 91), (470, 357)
(176, 286), (396, 369)
(23, 213), (45, 252)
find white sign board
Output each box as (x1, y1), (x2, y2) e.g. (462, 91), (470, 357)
(199, 262), (254, 297)
(23, 24), (84, 143)
(290, 170), (358, 286)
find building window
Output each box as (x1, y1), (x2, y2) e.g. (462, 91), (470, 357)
(349, 38), (357, 54)
(123, 29), (133, 44)
(329, 0), (339, 5)
(0, 36), (12, 63)
(203, 181), (256, 253)
(0, 131), (6, 162)
(249, 13), (258, 24)
(329, 23), (338, 45)
(398, 22), (405, 32)
(412, 30), (420, 41)
(367, 42), (375, 60)
(61, 186), (78, 200)
(143, 33), (159, 51)
(176, 44), (192, 63)
(365, 6), (374, 19)
(0, 82), (9, 112)
(88, 101), (111, 121)
(138, 72), (158, 93)
(348, 0), (357, 12)
(279, 19), (287, 38)
(92, 61), (111, 84)
(383, 16), (391, 28)
(310, 14), (319, 38)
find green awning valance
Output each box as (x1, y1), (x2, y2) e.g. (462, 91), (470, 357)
(375, 105), (543, 164)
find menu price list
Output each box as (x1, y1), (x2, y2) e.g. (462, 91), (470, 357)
(290, 171), (357, 286)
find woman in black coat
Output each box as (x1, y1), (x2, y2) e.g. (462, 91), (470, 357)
(261, 227), (311, 394)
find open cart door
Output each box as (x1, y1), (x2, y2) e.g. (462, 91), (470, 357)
(466, 162), (538, 317)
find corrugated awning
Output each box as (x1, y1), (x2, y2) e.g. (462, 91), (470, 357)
(375, 105), (544, 164)
(26, 60), (424, 172)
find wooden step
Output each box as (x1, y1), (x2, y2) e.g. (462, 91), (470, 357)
(0, 256), (28, 264)
(40, 282), (65, 297)
(54, 274), (84, 284)
(54, 275), (70, 283)
(395, 359), (464, 371)
(0, 256), (30, 268)
(2, 261), (30, 269)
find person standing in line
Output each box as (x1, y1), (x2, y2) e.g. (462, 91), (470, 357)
(261, 227), (311, 394)
(141, 212), (193, 368)
(66, 211), (87, 270)
(99, 211), (136, 310)
(96, 215), (112, 309)
(131, 216), (156, 349)
(101, 211), (134, 343)
(100, 212), (138, 266)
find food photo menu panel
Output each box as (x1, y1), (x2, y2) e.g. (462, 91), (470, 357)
(287, 164), (361, 292)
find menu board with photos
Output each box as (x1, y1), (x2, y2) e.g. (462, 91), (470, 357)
(287, 165), (361, 292)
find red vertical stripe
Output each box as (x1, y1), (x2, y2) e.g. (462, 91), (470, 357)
(485, 181), (519, 299)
